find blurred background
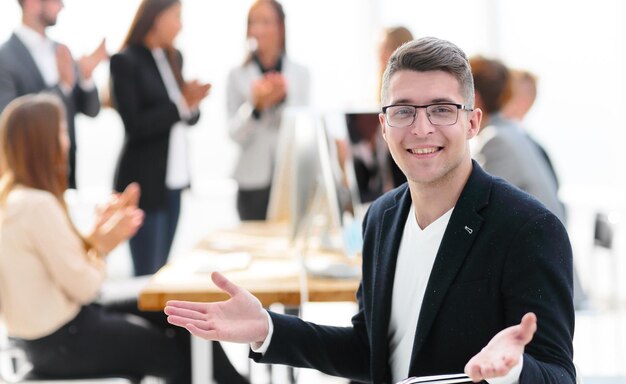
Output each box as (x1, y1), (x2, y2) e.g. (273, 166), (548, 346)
(1, 0), (624, 382)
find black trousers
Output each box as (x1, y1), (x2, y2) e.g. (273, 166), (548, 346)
(16, 301), (248, 384)
(237, 186), (271, 221)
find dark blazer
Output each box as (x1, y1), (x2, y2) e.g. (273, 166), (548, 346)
(110, 45), (199, 211)
(253, 161), (575, 384)
(0, 33), (100, 188)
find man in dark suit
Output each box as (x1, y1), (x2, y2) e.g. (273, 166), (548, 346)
(164, 37), (575, 384)
(0, 0), (106, 188)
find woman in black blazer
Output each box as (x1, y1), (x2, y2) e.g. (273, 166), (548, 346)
(110, 2), (247, 384)
(110, 0), (209, 277)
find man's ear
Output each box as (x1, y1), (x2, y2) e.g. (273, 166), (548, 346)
(467, 108), (482, 140)
(379, 113), (388, 143)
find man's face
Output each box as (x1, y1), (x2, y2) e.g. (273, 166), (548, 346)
(36, 0), (64, 28)
(379, 69), (481, 186)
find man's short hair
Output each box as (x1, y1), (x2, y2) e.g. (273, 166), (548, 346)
(380, 36), (475, 106)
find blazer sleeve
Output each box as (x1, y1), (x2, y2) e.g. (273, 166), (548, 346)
(72, 78), (100, 118)
(250, 283), (371, 382)
(226, 66), (263, 145)
(502, 212), (575, 383)
(0, 64), (18, 112)
(110, 52), (181, 143)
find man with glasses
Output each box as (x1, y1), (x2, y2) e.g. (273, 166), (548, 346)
(164, 37), (575, 384)
(0, 0), (106, 188)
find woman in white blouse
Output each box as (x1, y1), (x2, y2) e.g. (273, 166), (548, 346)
(227, 0), (310, 220)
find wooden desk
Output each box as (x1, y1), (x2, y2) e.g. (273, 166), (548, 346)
(139, 222), (360, 310)
(138, 222), (360, 384)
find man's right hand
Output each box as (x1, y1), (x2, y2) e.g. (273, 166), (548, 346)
(56, 44), (76, 91)
(165, 271), (270, 345)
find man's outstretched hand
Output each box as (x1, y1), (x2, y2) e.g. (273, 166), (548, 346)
(465, 312), (537, 382)
(165, 272), (270, 345)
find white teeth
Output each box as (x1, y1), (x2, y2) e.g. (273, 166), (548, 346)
(410, 147), (438, 154)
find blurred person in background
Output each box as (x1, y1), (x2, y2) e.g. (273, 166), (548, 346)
(227, 0), (310, 221)
(469, 56), (565, 223)
(377, 26), (413, 100)
(0, 0), (107, 189)
(377, 26), (413, 189)
(0, 94), (191, 383)
(110, 0), (210, 277)
(109, 2), (248, 381)
(470, 57), (586, 308)
(501, 69), (561, 198)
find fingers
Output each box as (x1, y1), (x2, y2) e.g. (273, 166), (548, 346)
(167, 314), (212, 330)
(119, 182), (141, 207)
(466, 359), (516, 382)
(166, 300), (210, 313)
(519, 312), (537, 343)
(211, 271), (242, 298)
(185, 323), (219, 340)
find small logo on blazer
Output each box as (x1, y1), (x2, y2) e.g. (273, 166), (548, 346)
(464, 226), (473, 234)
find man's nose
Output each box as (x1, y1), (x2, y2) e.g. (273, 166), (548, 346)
(410, 109), (435, 135)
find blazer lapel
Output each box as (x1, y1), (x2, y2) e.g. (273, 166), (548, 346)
(9, 34), (46, 90)
(371, 185), (412, 382)
(408, 162), (492, 373)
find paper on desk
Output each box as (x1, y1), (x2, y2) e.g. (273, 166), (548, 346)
(177, 250), (252, 274)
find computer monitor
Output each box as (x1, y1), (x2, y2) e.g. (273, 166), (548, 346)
(344, 111), (395, 203)
(266, 107), (347, 244)
(267, 108), (363, 279)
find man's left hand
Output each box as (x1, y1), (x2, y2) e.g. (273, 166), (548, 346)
(465, 312), (537, 382)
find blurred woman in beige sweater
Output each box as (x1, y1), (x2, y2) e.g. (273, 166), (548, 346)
(0, 94), (192, 382)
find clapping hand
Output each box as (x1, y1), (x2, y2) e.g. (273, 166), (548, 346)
(56, 43), (76, 91)
(88, 183), (144, 256)
(78, 38), (109, 80)
(252, 72), (287, 111)
(183, 80), (211, 110)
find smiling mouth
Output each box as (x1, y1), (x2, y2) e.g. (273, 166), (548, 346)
(408, 147), (441, 155)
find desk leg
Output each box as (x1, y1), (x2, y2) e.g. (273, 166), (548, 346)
(191, 336), (213, 384)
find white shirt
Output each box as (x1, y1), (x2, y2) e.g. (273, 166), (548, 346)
(14, 25), (95, 94)
(389, 206), (453, 382)
(152, 48), (191, 189)
(15, 25), (58, 87)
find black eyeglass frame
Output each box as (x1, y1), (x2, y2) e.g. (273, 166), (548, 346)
(381, 103), (474, 127)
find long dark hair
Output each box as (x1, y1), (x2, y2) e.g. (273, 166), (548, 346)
(121, 0), (184, 87)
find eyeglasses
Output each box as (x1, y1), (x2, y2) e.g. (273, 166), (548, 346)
(382, 103), (473, 128)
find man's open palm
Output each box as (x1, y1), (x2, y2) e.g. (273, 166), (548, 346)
(165, 272), (270, 345)
(465, 313), (537, 382)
